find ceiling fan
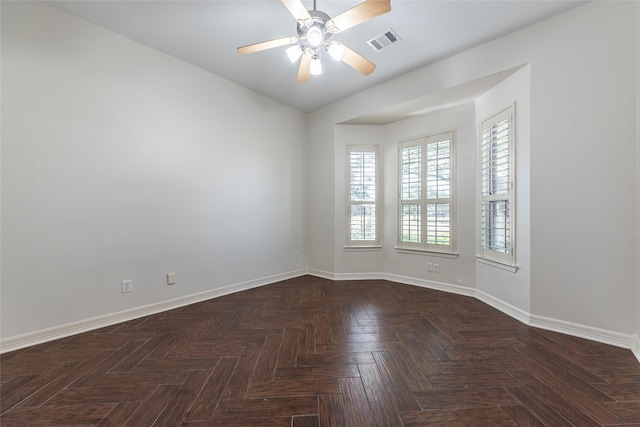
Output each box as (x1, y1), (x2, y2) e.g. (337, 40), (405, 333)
(237, 0), (391, 83)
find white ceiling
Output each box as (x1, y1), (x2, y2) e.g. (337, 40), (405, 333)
(47, 0), (584, 113)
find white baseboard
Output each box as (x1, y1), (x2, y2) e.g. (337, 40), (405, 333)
(306, 268), (335, 280)
(387, 275), (634, 352)
(529, 314), (635, 350)
(332, 272), (386, 281)
(314, 270), (636, 354)
(0, 269), (307, 354)
(3, 269), (637, 360)
(382, 274), (530, 325)
(307, 270), (388, 282)
(475, 289), (531, 325)
(632, 336), (640, 363)
(312, 271), (476, 298)
(383, 273), (476, 298)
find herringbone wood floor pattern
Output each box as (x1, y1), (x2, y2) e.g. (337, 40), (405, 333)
(1, 276), (639, 426)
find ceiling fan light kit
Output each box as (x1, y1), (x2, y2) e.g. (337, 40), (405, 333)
(237, 0), (391, 83)
(286, 45), (304, 63)
(310, 54), (323, 75)
(326, 41), (345, 61)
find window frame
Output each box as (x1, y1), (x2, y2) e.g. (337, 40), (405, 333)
(397, 131), (456, 254)
(478, 105), (516, 266)
(346, 145), (380, 248)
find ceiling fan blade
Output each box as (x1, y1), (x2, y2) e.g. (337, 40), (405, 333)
(297, 51), (312, 83)
(341, 44), (376, 75)
(281, 0), (311, 21)
(327, 0), (391, 33)
(237, 36), (298, 54)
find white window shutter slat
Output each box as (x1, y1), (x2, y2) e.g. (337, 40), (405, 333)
(480, 106), (515, 265)
(398, 132), (455, 253)
(347, 146), (379, 246)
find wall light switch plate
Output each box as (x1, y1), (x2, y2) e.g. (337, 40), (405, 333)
(167, 272), (176, 285)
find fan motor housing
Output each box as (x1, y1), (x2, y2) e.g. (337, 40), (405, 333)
(297, 10), (332, 44)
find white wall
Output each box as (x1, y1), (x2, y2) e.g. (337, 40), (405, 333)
(1, 1), (637, 351)
(528, 2), (636, 334)
(307, 117), (335, 276)
(334, 125), (386, 275)
(332, 104), (477, 288)
(633, 1), (640, 360)
(380, 104), (477, 289)
(330, 67), (529, 314)
(309, 1), (638, 342)
(1, 2), (306, 341)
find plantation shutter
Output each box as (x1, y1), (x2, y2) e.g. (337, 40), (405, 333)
(347, 146), (378, 246)
(480, 107), (514, 264)
(425, 133), (453, 251)
(399, 141), (422, 248)
(399, 132), (455, 253)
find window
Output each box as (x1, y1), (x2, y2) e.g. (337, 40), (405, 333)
(347, 145), (379, 247)
(398, 132), (455, 253)
(480, 106), (515, 265)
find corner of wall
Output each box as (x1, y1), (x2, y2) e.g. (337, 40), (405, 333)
(636, 0), (640, 366)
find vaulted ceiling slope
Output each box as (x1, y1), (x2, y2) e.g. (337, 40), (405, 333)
(48, 0), (585, 113)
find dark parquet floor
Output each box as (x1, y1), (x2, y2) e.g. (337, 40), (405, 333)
(1, 275), (639, 426)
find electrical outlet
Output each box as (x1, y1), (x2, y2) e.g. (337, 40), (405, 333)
(167, 272), (176, 286)
(433, 263), (440, 273)
(426, 262), (433, 272)
(294, 251), (300, 260)
(121, 279), (132, 293)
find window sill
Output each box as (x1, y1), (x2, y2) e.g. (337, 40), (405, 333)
(394, 248), (459, 259)
(344, 246), (383, 252)
(477, 256), (518, 273)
